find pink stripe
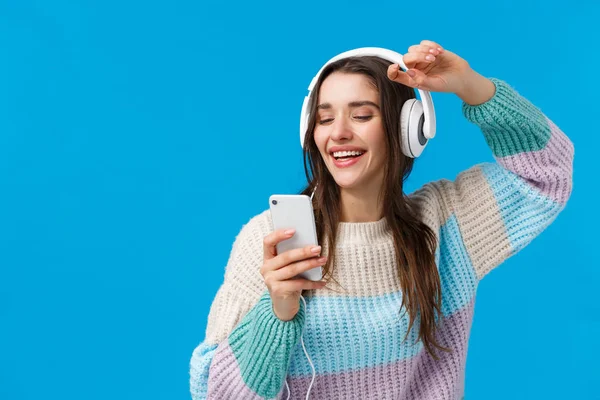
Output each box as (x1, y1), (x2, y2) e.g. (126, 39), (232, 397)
(285, 299), (475, 399)
(497, 117), (574, 205)
(207, 339), (271, 399)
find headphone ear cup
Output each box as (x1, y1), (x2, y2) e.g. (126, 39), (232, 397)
(400, 99), (428, 158)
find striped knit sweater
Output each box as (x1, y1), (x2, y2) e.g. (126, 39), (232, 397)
(189, 78), (574, 399)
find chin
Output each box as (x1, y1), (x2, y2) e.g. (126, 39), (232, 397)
(331, 175), (364, 189)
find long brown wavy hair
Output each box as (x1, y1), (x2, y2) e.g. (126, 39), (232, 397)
(299, 55), (451, 360)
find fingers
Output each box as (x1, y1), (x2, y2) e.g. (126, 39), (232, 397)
(387, 39), (445, 88)
(261, 230), (328, 295)
(420, 40), (443, 52)
(402, 51), (438, 68)
(404, 68), (429, 89)
(405, 44), (443, 69)
(263, 228), (295, 261)
(269, 244), (322, 273)
(270, 277), (327, 294)
(387, 63), (407, 84)
(270, 255), (327, 282)
(288, 278), (328, 291)
(387, 63), (428, 89)
(262, 233), (322, 273)
(408, 44), (442, 56)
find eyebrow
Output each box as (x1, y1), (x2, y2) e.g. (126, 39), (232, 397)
(316, 101), (380, 110)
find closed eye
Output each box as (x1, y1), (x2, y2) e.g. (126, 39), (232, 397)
(318, 118), (333, 125)
(318, 116), (372, 125)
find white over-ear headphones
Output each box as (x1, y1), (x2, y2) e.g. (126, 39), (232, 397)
(299, 47), (436, 158)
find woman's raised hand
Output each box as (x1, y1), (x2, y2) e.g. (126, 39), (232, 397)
(387, 39), (473, 94)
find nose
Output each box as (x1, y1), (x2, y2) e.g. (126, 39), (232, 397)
(329, 115), (353, 142)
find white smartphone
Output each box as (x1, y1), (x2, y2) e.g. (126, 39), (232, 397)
(269, 194), (323, 282)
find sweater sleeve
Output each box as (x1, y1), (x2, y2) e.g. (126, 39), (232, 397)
(189, 211), (306, 400)
(410, 78), (574, 280)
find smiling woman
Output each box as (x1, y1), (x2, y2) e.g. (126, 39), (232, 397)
(189, 42), (574, 400)
(298, 55), (445, 364)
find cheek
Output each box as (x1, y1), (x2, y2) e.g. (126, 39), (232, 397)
(313, 128), (328, 153)
(373, 139), (387, 162)
(373, 135), (387, 153)
(366, 129), (387, 162)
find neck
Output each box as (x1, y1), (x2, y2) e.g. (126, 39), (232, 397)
(339, 183), (384, 223)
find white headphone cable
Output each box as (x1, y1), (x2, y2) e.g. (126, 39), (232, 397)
(284, 294), (316, 400)
(310, 184), (317, 201)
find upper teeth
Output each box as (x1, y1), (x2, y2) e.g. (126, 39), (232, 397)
(333, 150), (364, 157)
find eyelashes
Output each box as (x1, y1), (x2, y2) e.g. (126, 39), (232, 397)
(318, 115), (373, 125)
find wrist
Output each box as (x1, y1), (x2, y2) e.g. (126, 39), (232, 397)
(272, 302), (300, 322)
(455, 69), (496, 106)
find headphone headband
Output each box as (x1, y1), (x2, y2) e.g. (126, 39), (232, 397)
(300, 47), (436, 148)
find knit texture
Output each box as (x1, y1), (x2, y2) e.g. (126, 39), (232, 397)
(189, 78), (574, 399)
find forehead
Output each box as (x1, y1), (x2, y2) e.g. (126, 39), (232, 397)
(317, 72), (379, 104)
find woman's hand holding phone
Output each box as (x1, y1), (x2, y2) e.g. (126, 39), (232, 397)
(260, 228), (327, 321)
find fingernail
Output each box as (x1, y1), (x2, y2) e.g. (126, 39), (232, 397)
(284, 229), (295, 235)
(317, 257), (327, 263)
(311, 246), (321, 253)
(407, 69), (416, 77)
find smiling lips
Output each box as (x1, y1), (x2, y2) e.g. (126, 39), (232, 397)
(331, 151), (366, 168)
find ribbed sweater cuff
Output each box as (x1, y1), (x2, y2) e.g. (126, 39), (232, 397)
(461, 77), (552, 157)
(227, 290), (305, 398)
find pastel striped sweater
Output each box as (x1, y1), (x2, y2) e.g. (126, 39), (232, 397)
(189, 78), (574, 399)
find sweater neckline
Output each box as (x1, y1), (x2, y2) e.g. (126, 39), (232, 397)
(335, 216), (392, 245)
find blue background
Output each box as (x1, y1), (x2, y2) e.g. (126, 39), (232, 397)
(1, 1), (598, 399)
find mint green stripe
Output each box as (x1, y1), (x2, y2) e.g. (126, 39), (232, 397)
(462, 78), (551, 157)
(228, 291), (305, 399)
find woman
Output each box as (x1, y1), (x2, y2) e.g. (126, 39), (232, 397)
(189, 40), (574, 399)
